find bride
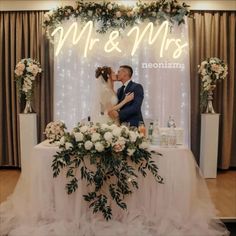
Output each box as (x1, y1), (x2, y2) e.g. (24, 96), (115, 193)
(92, 66), (133, 124)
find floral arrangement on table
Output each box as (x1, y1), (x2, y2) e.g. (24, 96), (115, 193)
(51, 122), (163, 220)
(43, 0), (190, 34)
(14, 58), (42, 113)
(44, 120), (67, 144)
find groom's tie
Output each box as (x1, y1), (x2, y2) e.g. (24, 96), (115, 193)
(120, 85), (125, 100)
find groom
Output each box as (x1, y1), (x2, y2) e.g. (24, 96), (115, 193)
(108, 65), (144, 127)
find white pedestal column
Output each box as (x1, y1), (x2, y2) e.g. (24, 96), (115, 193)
(200, 114), (220, 178)
(19, 114), (37, 175)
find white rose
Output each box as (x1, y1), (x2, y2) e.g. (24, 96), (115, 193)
(107, 3), (113, 10)
(112, 127), (121, 137)
(74, 132), (84, 142)
(95, 142), (104, 152)
(60, 136), (65, 145)
(84, 140), (93, 150)
(139, 141), (149, 149)
(80, 126), (88, 133)
(129, 131), (137, 142)
(65, 142), (73, 150)
(104, 132), (113, 142)
(91, 132), (101, 142)
(127, 148), (135, 156)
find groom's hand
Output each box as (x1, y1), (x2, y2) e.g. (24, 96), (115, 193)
(108, 110), (119, 119)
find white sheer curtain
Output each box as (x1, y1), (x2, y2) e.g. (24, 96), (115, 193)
(54, 19), (190, 146)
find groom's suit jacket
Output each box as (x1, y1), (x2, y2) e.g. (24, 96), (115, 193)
(117, 80), (144, 127)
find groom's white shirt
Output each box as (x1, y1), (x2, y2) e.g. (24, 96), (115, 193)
(123, 79), (132, 93)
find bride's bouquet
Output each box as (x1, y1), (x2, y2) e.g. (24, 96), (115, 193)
(52, 122), (163, 220)
(14, 58), (42, 102)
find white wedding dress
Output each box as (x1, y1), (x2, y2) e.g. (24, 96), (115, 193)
(90, 75), (118, 124)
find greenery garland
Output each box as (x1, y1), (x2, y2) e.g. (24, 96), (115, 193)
(51, 122), (163, 220)
(43, 0), (190, 34)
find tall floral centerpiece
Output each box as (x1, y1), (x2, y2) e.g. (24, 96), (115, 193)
(14, 58), (42, 113)
(198, 57), (228, 113)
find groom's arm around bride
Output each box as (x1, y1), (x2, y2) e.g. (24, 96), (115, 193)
(109, 65), (144, 127)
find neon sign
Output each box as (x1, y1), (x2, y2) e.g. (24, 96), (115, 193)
(51, 20), (188, 59)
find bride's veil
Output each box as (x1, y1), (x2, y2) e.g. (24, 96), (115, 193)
(90, 75), (106, 121)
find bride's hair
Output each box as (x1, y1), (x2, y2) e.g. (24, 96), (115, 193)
(95, 66), (112, 82)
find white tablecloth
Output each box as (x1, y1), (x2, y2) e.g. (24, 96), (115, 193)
(0, 141), (229, 236)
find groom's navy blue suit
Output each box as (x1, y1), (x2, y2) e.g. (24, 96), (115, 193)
(117, 80), (144, 127)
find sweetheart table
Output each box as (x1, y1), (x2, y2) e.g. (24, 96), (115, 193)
(0, 141), (228, 236)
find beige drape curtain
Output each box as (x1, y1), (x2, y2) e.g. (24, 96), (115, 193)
(0, 11), (53, 166)
(188, 11), (236, 169)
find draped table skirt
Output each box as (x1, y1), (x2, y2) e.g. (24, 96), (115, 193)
(0, 141), (229, 236)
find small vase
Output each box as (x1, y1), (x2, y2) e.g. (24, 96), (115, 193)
(205, 90), (215, 114)
(24, 100), (33, 114)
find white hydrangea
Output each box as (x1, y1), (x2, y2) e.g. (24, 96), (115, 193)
(91, 132), (101, 142)
(95, 142), (104, 152)
(84, 140), (93, 150)
(74, 132), (84, 142)
(104, 132), (113, 143)
(112, 127), (122, 137)
(101, 123), (109, 130)
(80, 126), (88, 133)
(109, 124), (117, 130)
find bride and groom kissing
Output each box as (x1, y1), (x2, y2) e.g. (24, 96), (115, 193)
(94, 65), (144, 127)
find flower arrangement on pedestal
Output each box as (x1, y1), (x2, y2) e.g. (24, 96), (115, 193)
(50, 122), (163, 220)
(198, 57), (228, 113)
(14, 58), (42, 113)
